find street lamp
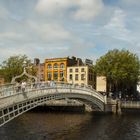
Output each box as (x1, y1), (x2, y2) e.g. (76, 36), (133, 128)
(23, 60), (27, 72)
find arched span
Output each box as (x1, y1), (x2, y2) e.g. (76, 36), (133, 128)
(0, 84), (106, 127)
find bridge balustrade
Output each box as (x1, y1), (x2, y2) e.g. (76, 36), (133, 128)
(0, 82), (104, 100)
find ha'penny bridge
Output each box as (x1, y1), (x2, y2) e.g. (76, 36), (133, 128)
(0, 81), (108, 127)
(1, 81), (140, 127)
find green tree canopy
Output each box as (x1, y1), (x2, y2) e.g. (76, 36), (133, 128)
(0, 55), (37, 83)
(95, 49), (140, 95)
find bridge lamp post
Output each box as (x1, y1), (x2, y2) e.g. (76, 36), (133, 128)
(23, 60), (27, 71)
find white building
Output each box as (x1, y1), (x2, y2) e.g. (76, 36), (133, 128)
(96, 76), (107, 92)
(67, 65), (95, 88)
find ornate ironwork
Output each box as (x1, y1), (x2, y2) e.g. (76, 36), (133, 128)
(11, 67), (37, 83)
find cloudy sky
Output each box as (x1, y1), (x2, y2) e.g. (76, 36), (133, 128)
(0, 0), (140, 63)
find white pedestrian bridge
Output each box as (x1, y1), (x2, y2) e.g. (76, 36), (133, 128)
(0, 82), (107, 127)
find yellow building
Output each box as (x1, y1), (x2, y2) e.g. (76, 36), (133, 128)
(45, 57), (78, 82)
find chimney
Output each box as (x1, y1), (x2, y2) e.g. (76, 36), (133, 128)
(34, 58), (40, 66)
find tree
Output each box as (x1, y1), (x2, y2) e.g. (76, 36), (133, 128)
(95, 49), (140, 97)
(0, 55), (37, 83)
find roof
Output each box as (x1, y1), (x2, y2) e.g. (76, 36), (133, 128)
(45, 57), (69, 62)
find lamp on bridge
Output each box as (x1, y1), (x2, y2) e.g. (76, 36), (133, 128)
(23, 60), (28, 73)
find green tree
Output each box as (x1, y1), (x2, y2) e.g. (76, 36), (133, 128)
(95, 49), (140, 97)
(0, 55), (37, 83)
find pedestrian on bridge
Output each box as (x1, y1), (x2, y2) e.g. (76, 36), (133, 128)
(16, 82), (21, 92)
(21, 81), (26, 92)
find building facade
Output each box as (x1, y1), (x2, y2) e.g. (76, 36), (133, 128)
(34, 58), (45, 81)
(96, 76), (107, 92)
(67, 65), (95, 88)
(45, 57), (78, 82)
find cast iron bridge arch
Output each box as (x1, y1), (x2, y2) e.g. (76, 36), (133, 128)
(0, 82), (107, 127)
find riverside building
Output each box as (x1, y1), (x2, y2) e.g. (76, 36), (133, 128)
(67, 60), (95, 88)
(44, 57), (79, 82)
(34, 58), (45, 81)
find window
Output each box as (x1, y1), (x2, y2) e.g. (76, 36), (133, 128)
(88, 74), (92, 81)
(75, 74), (78, 81)
(81, 68), (85, 72)
(47, 72), (52, 80)
(60, 63), (65, 69)
(90, 75), (93, 81)
(75, 68), (78, 72)
(54, 72), (58, 80)
(47, 64), (52, 70)
(69, 69), (73, 73)
(81, 74), (85, 80)
(69, 74), (73, 80)
(54, 63), (58, 69)
(60, 72), (64, 81)
(60, 71), (64, 78)
(41, 74), (44, 79)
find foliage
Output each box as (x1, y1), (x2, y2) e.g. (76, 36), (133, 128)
(95, 49), (140, 95)
(0, 55), (37, 83)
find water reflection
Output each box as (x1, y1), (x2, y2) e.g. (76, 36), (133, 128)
(1, 112), (140, 140)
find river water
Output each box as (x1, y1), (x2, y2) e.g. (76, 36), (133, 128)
(0, 111), (140, 140)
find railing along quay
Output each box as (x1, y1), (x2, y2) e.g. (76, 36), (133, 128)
(121, 101), (140, 109)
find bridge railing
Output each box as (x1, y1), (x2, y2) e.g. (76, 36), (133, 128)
(0, 81), (106, 103)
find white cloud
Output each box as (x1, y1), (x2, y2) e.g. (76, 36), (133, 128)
(0, 0), (140, 63)
(0, 6), (9, 18)
(74, 0), (103, 21)
(27, 21), (71, 42)
(35, 0), (104, 21)
(0, 32), (22, 40)
(104, 8), (132, 42)
(35, 0), (74, 14)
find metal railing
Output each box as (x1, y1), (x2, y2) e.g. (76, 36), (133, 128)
(0, 81), (106, 105)
(121, 101), (140, 108)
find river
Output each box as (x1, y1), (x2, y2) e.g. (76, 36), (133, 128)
(0, 111), (140, 140)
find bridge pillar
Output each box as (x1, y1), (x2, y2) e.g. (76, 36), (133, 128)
(105, 98), (118, 114)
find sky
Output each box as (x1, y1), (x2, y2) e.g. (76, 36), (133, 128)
(0, 0), (140, 63)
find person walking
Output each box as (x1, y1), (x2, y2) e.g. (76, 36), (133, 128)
(21, 81), (26, 92)
(16, 82), (21, 92)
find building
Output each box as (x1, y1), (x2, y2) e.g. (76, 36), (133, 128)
(96, 76), (107, 92)
(34, 58), (45, 81)
(67, 65), (95, 88)
(44, 57), (78, 82)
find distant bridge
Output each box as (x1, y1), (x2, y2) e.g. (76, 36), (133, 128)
(0, 82), (107, 127)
